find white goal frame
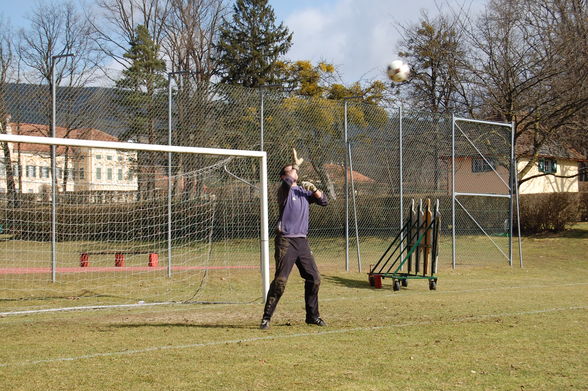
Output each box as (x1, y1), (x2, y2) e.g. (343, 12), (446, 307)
(0, 134), (271, 302)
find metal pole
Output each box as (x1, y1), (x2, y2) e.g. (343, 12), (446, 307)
(347, 142), (361, 272)
(451, 114), (456, 269)
(399, 104), (404, 269)
(260, 153), (270, 301)
(513, 122), (523, 268)
(167, 70), (192, 278)
(342, 96), (361, 272)
(344, 100), (349, 272)
(399, 104), (404, 233)
(167, 73), (173, 278)
(50, 53), (74, 283)
(508, 120), (515, 267)
(260, 88), (264, 151)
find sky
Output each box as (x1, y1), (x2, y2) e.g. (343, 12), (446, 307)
(0, 0), (485, 85)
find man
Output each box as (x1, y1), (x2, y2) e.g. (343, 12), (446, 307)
(260, 149), (328, 330)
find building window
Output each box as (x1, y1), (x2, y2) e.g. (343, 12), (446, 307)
(579, 162), (588, 182)
(26, 165), (37, 178)
(0, 164), (5, 176)
(472, 157), (495, 173)
(96, 167), (102, 180)
(12, 164), (20, 176)
(107, 155), (113, 161)
(538, 158), (557, 174)
(57, 168), (63, 179)
(118, 169), (123, 181)
(79, 168), (85, 180)
(107, 168), (113, 180)
(41, 166), (50, 178)
(96, 154), (102, 160)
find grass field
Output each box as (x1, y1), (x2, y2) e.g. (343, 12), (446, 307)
(0, 224), (587, 390)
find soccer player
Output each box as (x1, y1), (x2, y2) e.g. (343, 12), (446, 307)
(260, 149), (328, 330)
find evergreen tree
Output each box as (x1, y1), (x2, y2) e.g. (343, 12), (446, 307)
(116, 24), (167, 144)
(115, 24), (167, 199)
(216, 0), (292, 88)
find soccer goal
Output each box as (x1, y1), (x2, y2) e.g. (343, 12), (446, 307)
(0, 134), (269, 314)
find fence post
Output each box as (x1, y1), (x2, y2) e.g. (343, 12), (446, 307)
(50, 53), (75, 283)
(344, 99), (349, 271)
(451, 114), (456, 269)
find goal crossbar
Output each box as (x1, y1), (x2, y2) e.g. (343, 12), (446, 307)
(0, 133), (271, 303)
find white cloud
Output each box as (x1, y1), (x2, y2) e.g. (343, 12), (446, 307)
(282, 0), (484, 85)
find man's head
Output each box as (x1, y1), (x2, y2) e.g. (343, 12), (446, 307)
(279, 164), (298, 181)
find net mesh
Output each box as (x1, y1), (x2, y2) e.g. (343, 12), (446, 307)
(453, 119), (513, 266)
(0, 74), (516, 311)
(0, 146), (264, 311)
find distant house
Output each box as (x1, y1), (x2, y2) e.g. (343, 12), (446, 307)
(0, 122), (138, 198)
(451, 155), (511, 195)
(516, 139), (587, 194)
(323, 163), (376, 184)
(449, 138), (587, 195)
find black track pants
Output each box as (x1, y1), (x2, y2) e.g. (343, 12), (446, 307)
(262, 235), (321, 321)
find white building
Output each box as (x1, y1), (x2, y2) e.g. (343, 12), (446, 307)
(0, 122), (138, 199)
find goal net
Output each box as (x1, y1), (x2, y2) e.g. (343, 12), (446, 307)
(0, 134), (269, 314)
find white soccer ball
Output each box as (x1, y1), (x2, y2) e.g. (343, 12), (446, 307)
(387, 60), (410, 82)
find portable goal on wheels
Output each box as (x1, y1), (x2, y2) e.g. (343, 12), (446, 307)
(0, 134), (270, 314)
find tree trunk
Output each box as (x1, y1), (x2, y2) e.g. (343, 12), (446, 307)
(310, 160), (337, 200)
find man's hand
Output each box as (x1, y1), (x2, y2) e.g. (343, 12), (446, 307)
(300, 181), (318, 193)
(292, 148), (304, 170)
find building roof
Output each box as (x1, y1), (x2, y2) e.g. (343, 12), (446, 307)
(7, 122), (118, 154)
(516, 133), (586, 161)
(323, 163), (376, 183)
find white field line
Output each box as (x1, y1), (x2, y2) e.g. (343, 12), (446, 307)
(1, 281), (587, 318)
(0, 305), (586, 368)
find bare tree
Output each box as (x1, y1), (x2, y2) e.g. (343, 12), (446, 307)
(160, 0), (227, 198)
(0, 17), (18, 208)
(164, 0), (227, 80)
(396, 11), (473, 191)
(462, 0), (588, 184)
(396, 11), (472, 115)
(92, 0), (172, 70)
(17, 0), (103, 191)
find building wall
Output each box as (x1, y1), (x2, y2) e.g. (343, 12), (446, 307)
(0, 152), (75, 193)
(451, 157), (581, 195)
(518, 158), (579, 194)
(0, 147), (138, 195)
(83, 147), (137, 192)
(453, 157), (511, 195)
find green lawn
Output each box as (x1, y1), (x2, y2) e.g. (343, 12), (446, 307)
(0, 224), (586, 390)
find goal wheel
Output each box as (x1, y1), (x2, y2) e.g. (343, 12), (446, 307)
(392, 279), (400, 291)
(429, 279), (437, 290)
(401, 279), (408, 287)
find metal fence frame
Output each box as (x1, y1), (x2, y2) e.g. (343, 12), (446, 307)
(451, 116), (523, 269)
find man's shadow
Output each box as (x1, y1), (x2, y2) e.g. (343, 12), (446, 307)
(322, 275), (374, 290)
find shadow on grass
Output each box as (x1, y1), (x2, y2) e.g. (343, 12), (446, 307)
(112, 323), (257, 330)
(529, 226), (588, 240)
(322, 275), (374, 290)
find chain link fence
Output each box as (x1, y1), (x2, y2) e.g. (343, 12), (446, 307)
(0, 73), (518, 307)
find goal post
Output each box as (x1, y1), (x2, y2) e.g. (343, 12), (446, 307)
(0, 134), (270, 313)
